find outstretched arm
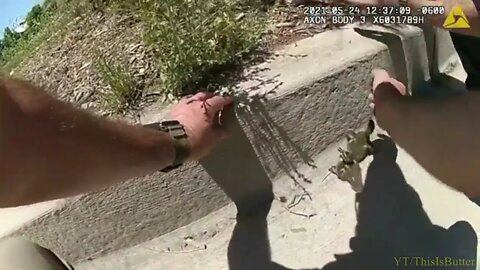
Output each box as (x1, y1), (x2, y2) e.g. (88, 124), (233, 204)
(372, 70), (480, 197)
(0, 76), (232, 207)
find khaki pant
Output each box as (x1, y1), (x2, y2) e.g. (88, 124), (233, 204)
(0, 237), (73, 270)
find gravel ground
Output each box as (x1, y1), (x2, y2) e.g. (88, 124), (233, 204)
(10, 1), (333, 118)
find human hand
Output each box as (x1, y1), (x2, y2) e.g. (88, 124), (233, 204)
(369, 69), (407, 130)
(169, 92), (234, 162)
(369, 69), (407, 108)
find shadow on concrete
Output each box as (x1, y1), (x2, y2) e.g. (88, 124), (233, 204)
(237, 95), (316, 182)
(200, 105), (275, 217)
(322, 134), (478, 270)
(201, 91), (316, 207)
(228, 209), (320, 270)
(206, 112), (477, 270)
(201, 98), (317, 270)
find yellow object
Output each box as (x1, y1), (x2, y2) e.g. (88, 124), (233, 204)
(443, 5), (470, 29)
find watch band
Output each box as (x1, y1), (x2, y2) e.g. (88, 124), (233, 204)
(143, 120), (190, 172)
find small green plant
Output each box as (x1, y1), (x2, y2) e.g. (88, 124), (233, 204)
(140, 0), (266, 97)
(0, 1), (74, 70)
(0, 4), (53, 65)
(1, 0), (270, 112)
(0, 0), (121, 70)
(95, 53), (141, 114)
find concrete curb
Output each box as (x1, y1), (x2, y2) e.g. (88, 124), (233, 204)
(0, 199), (70, 238)
(1, 25), (463, 263)
(76, 128), (480, 270)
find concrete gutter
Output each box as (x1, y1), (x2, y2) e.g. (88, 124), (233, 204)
(0, 25), (465, 263)
(0, 199), (68, 238)
(76, 129), (480, 270)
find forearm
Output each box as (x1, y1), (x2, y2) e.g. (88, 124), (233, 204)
(0, 77), (175, 207)
(376, 87), (480, 197)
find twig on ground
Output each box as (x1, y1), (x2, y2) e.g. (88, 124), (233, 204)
(275, 191), (316, 218)
(293, 179), (313, 200)
(146, 245), (207, 254)
(321, 171), (332, 182)
(284, 207), (316, 218)
(287, 192), (309, 208)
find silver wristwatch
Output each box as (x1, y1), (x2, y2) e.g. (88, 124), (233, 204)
(143, 120), (190, 172)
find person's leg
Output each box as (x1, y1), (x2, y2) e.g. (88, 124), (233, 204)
(0, 237), (74, 270)
(449, 32), (480, 90)
(450, 32), (480, 205)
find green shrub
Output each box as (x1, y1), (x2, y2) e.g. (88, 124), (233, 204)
(140, 0), (266, 96)
(1, 0), (269, 107)
(0, 3), (55, 68)
(95, 54), (141, 113)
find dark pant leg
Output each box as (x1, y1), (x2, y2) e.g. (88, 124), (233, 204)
(450, 32), (480, 90)
(449, 32), (480, 205)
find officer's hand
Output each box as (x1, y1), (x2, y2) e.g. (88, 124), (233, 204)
(169, 92), (234, 161)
